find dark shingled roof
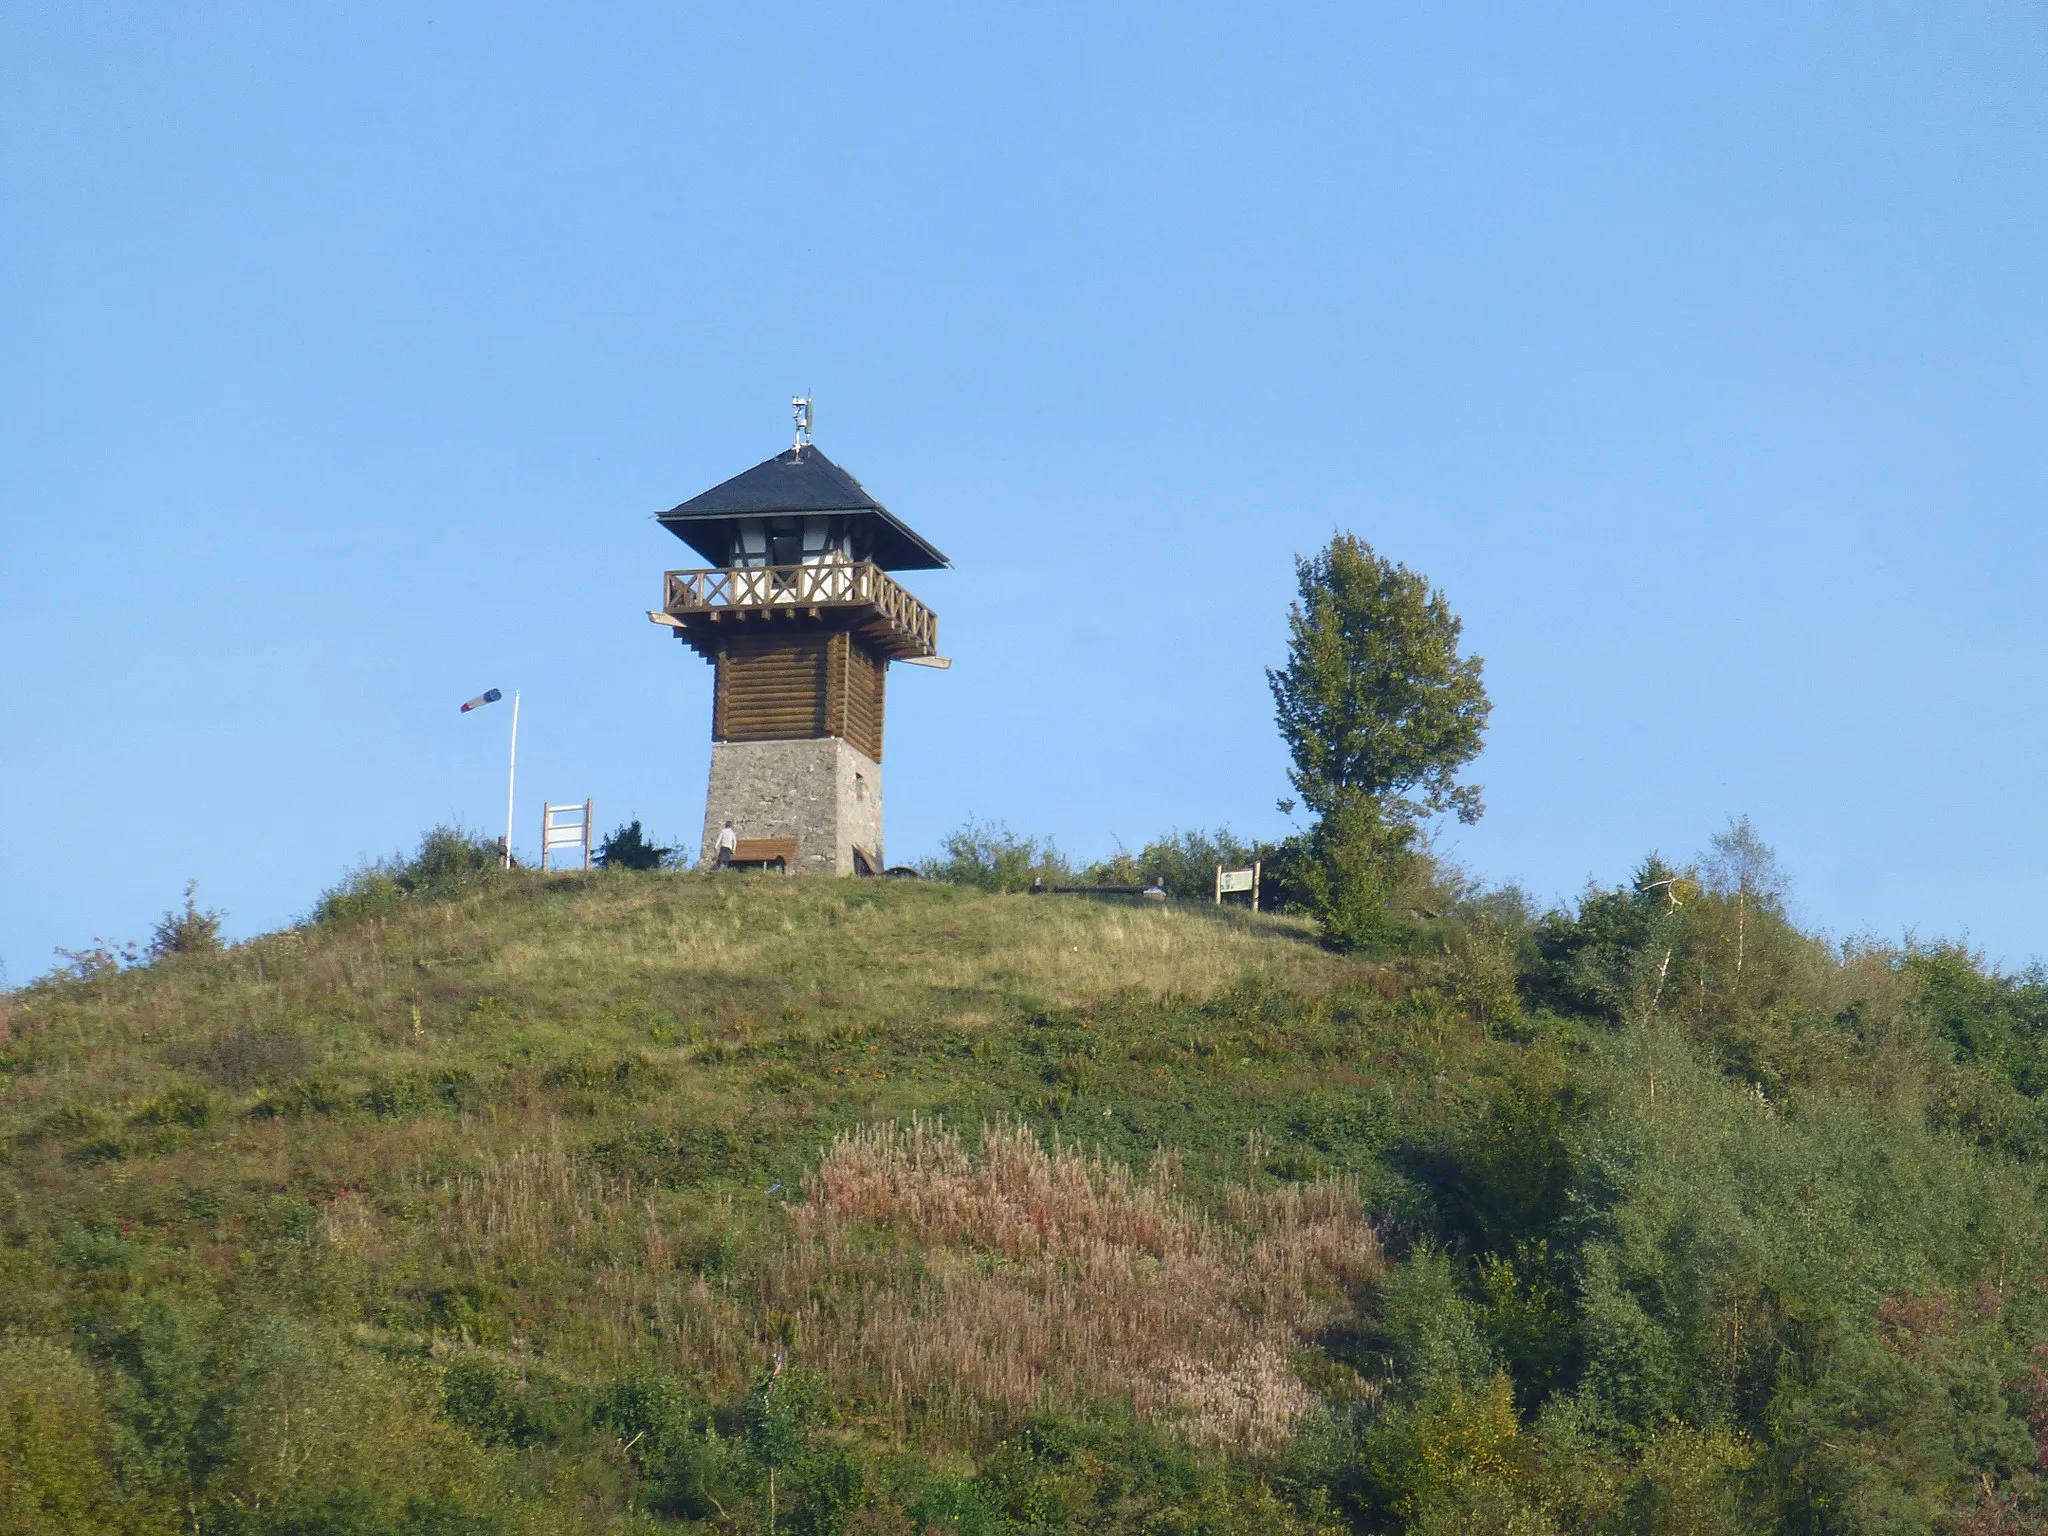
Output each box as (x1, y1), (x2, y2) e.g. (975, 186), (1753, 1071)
(656, 446), (948, 571)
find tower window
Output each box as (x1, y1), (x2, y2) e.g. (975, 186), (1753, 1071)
(731, 520), (769, 567)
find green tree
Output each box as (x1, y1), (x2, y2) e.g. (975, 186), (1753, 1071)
(1269, 534), (1491, 823)
(1268, 534), (1490, 947)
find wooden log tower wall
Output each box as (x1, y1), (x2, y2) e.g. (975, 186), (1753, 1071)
(711, 631), (886, 763)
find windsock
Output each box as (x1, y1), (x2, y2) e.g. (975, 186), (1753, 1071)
(459, 688), (503, 713)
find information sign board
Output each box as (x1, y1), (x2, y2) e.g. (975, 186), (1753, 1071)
(1213, 861), (1261, 909)
(541, 800), (593, 872)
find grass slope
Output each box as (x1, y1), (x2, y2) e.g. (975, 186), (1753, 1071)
(4, 866), (2048, 1535)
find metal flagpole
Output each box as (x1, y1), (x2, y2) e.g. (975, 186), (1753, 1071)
(504, 691), (520, 869)
(458, 688), (513, 863)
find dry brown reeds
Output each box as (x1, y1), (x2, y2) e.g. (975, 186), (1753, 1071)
(767, 1120), (1383, 1453)
(445, 1131), (619, 1275)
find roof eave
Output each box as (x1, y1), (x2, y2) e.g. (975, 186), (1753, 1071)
(653, 507), (948, 572)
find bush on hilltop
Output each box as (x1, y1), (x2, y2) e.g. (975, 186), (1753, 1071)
(146, 880), (223, 961)
(312, 824), (507, 922)
(919, 819), (1075, 891)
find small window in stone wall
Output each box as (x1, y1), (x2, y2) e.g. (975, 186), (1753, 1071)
(855, 772), (869, 802)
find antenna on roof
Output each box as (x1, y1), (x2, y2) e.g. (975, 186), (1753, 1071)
(791, 393), (813, 452)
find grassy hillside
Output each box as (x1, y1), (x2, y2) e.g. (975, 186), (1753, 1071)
(5, 853), (2048, 1534)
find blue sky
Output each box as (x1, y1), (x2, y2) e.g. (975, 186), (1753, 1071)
(4, 3), (2045, 978)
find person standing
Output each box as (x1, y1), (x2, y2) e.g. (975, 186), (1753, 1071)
(715, 820), (737, 868)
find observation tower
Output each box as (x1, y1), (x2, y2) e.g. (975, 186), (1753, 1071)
(647, 400), (948, 874)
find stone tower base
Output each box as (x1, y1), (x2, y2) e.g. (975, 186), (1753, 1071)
(700, 738), (883, 875)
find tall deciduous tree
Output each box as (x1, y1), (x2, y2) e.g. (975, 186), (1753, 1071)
(1269, 535), (1491, 950)
(1268, 533), (1492, 826)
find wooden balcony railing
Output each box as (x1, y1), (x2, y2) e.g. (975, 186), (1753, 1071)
(661, 559), (938, 659)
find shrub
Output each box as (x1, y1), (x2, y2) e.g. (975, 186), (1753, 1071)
(442, 1357), (568, 1449)
(0, 1337), (129, 1535)
(920, 819), (1074, 892)
(130, 1086), (216, 1129)
(314, 826), (506, 922)
(596, 820), (677, 872)
(1293, 794), (1416, 953)
(1080, 827), (1261, 900)
(1527, 861), (1681, 1024)
(594, 1368), (742, 1519)
(148, 881), (224, 961)
(907, 1472), (1003, 1535)
(1355, 1371), (1529, 1527)
(1242, 831), (1318, 914)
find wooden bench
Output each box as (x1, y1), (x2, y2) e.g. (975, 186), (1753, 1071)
(728, 836), (798, 872)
